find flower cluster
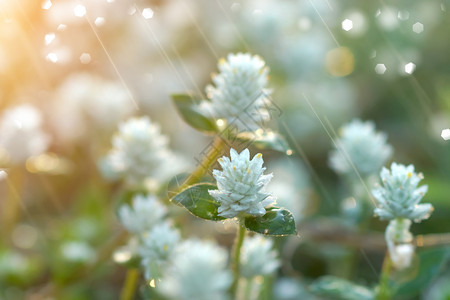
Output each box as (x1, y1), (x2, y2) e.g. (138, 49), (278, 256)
(118, 194), (180, 280)
(209, 148), (275, 219)
(372, 163), (433, 222)
(0, 104), (50, 165)
(157, 239), (232, 300)
(329, 119), (393, 178)
(200, 53), (272, 132)
(240, 235), (280, 278)
(101, 116), (181, 187)
(50, 73), (135, 143)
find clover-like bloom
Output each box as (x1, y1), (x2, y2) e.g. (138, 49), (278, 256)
(329, 119), (393, 178)
(118, 194), (167, 234)
(201, 53), (272, 132)
(157, 239), (232, 300)
(102, 116), (180, 186)
(241, 235), (280, 278)
(139, 222), (180, 280)
(372, 163), (433, 222)
(209, 148), (275, 219)
(0, 104), (50, 165)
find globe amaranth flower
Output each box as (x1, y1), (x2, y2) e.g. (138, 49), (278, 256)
(209, 148), (275, 219)
(118, 194), (167, 234)
(329, 119), (393, 178)
(138, 222), (180, 280)
(50, 73), (135, 143)
(372, 163), (433, 222)
(200, 53), (272, 132)
(101, 116), (181, 186)
(0, 104), (50, 165)
(240, 235), (280, 278)
(157, 239), (232, 300)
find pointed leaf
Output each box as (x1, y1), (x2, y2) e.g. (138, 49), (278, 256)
(171, 93), (218, 133)
(171, 183), (225, 221)
(310, 276), (374, 300)
(244, 207), (297, 236)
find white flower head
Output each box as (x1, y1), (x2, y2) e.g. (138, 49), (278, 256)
(241, 235), (280, 278)
(50, 73), (135, 143)
(329, 119), (393, 178)
(201, 53), (272, 132)
(157, 239), (232, 300)
(139, 222), (180, 280)
(0, 104), (50, 165)
(209, 148), (275, 219)
(118, 194), (167, 234)
(102, 116), (180, 186)
(372, 163), (433, 222)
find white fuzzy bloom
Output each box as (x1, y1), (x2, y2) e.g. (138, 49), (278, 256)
(201, 53), (272, 132)
(209, 148), (275, 219)
(102, 116), (181, 186)
(158, 239), (232, 300)
(390, 244), (414, 270)
(372, 163), (432, 222)
(329, 119), (393, 178)
(442, 129), (450, 140)
(0, 104), (50, 165)
(241, 235), (280, 278)
(139, 222), (180, 280)
(50, 73), (135, 143)
(118, 194), (167, 234)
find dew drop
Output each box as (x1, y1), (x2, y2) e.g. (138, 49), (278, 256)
(79, 53), (91, 64)
(74, 4), (86, 18)
(44, 33), (55, 45)
(142, 8), (154, 19)
(95, 17), (105, 27)
(46, 52), (58, 63)
(41, 0), (52, 10)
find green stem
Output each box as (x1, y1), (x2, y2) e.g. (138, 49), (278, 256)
(181, 136), (226, 189)
(120, 268), (140, 300)
(231, 221), (246, 299)
(376, 252), (393, 300)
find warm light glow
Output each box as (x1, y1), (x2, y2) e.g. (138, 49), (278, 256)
(325, 47), (355, 77)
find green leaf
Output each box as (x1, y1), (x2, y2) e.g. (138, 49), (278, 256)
(171, 93), (218, 133)
(310, 276), (374, 300)
(171, 183), (225, 221)
(244, 207), (297, 236)
(236, 131), (291, 153)
(393, 247), (450, 299)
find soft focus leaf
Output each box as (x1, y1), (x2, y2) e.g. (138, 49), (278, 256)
(244, 207), (297, 236)
(171, 183), (225, 221)
(171, 94), (218, 133)
(309, 276), (374, 300)
(236, 131), (291, 153)
(393, 247), (450, 299)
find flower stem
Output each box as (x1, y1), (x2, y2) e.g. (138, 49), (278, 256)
(181, 136), (226, 189)
(231, 220), (246, 299)
(376, 252), (392, 300)
(120, 268), (140, 300)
